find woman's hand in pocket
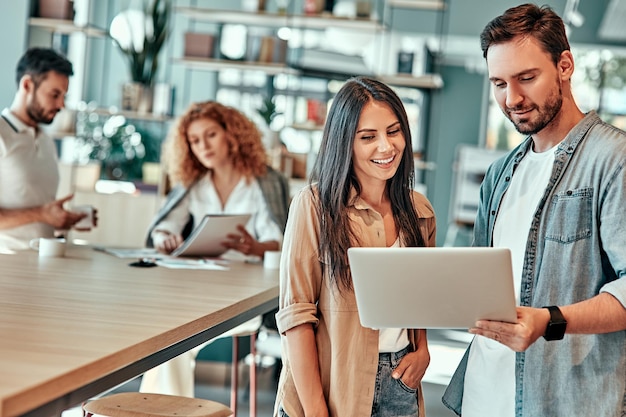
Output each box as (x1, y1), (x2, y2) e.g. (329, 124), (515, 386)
(392, 347), (430, 389)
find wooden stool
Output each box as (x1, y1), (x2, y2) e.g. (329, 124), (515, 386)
(83, 392), (232, 417)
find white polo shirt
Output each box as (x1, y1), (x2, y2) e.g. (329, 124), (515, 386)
(0, 108), (59, 251)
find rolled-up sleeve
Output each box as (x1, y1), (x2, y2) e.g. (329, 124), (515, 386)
(276, 187), (323, 334)
(598, 158), (626, 308)
(601, 279), (626, 307)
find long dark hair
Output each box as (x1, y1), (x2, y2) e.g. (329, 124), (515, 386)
(480, 3), (570, 65)
(309, 76), (427, 292)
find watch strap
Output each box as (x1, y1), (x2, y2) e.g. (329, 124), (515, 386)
(542, 305), (567, 341)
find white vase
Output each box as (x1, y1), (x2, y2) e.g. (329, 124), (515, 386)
(263, 129), (283, 171)
(121, 82), (153, 114)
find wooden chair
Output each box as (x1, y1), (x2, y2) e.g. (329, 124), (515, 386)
(83, 392), (233, 417)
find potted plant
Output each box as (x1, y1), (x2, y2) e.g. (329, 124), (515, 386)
(256, 96), (285, 170)
(257, 96), (280, 129)
(110, 0), (171, 113)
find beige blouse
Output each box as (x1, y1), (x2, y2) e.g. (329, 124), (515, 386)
(275, 185), (437, 417)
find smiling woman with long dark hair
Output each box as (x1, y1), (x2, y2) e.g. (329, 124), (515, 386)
(274, 76), (436, 417)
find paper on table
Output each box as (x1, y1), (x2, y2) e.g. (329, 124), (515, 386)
(171, 214), (251, 257)
(94, 247), (159, 259)
(155, 258), (230, 270)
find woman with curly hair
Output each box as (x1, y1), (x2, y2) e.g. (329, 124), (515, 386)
(146, 100), (289, 257)
(140, 100), (290, 397)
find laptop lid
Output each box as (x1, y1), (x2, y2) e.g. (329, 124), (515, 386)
(347, 247), (517, 329)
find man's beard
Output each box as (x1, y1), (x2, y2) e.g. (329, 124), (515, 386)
(26, 91), (57, 125)
(506, 82), (563, 135)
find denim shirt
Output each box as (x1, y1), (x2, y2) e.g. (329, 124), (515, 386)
(443, 111), (626, 417)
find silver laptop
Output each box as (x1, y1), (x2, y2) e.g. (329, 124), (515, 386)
(347, 247), (517, 329)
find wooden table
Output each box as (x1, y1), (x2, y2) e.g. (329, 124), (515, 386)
(0, 246), (279, 417)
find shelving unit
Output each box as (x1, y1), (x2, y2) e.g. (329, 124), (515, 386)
(289, 122), (325, 132)
(378, 73), (443, 89)
(176, 7), (384, 31)
(29, 1), (444, 187)
(385, 0), (446, 11)
(173, 6), (443, 90)
(172, 59), (443, 90)
(172, 3), (443, 183)
(28, 16), (173, 124)
(28, 17), (107, 37)
(172, 57), (298, 75)
(28, 10), (172, 193)
(92, 106), (173, 123)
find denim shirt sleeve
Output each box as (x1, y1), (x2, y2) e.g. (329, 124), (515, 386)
(596, 154), (626, 305)
(441, 345), (471, 416)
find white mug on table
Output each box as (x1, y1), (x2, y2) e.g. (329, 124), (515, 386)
(264, 250), (281, 269)
(29, 237), (67, 257)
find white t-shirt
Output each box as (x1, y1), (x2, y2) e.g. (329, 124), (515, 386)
(461, 144), (556, 417)
(379, 237), (409, 353)
(153, 173), (283, 260)
(0, 109), (59, 252)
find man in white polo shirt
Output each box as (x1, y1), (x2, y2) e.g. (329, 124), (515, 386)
(0, 48), (89, 252)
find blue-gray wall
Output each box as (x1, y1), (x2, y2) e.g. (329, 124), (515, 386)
(424, 65), (487, 244)
(0, 4), (29, 106)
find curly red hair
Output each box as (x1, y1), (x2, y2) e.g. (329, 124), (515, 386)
(163, 101), (268, 187)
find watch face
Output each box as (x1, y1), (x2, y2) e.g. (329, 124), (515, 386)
(545, 321), (567, 341)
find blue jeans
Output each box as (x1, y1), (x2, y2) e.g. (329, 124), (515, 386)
(372, 345), (419, 417)
(279, 345), (419, 417)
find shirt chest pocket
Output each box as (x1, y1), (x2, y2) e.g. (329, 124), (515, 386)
(544, 187), (593, 244)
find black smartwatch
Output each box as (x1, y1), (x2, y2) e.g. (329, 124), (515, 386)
(543, 305), (567, 341)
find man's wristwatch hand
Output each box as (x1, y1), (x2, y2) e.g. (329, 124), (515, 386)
(542, 305), (567, 341)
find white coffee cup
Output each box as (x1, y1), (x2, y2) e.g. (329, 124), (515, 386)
(73, 205), (95, 231)
(263, 250), (281, 269)
(29, 237), (67, 257)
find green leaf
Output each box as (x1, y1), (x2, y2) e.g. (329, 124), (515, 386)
(257, 96), (281, 126)
(110, 0), (171, 86)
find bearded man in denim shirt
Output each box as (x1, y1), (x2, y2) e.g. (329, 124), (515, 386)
(443, 3), (626, 417)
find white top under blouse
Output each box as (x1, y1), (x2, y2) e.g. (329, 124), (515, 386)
(378, 237), (409, 353)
